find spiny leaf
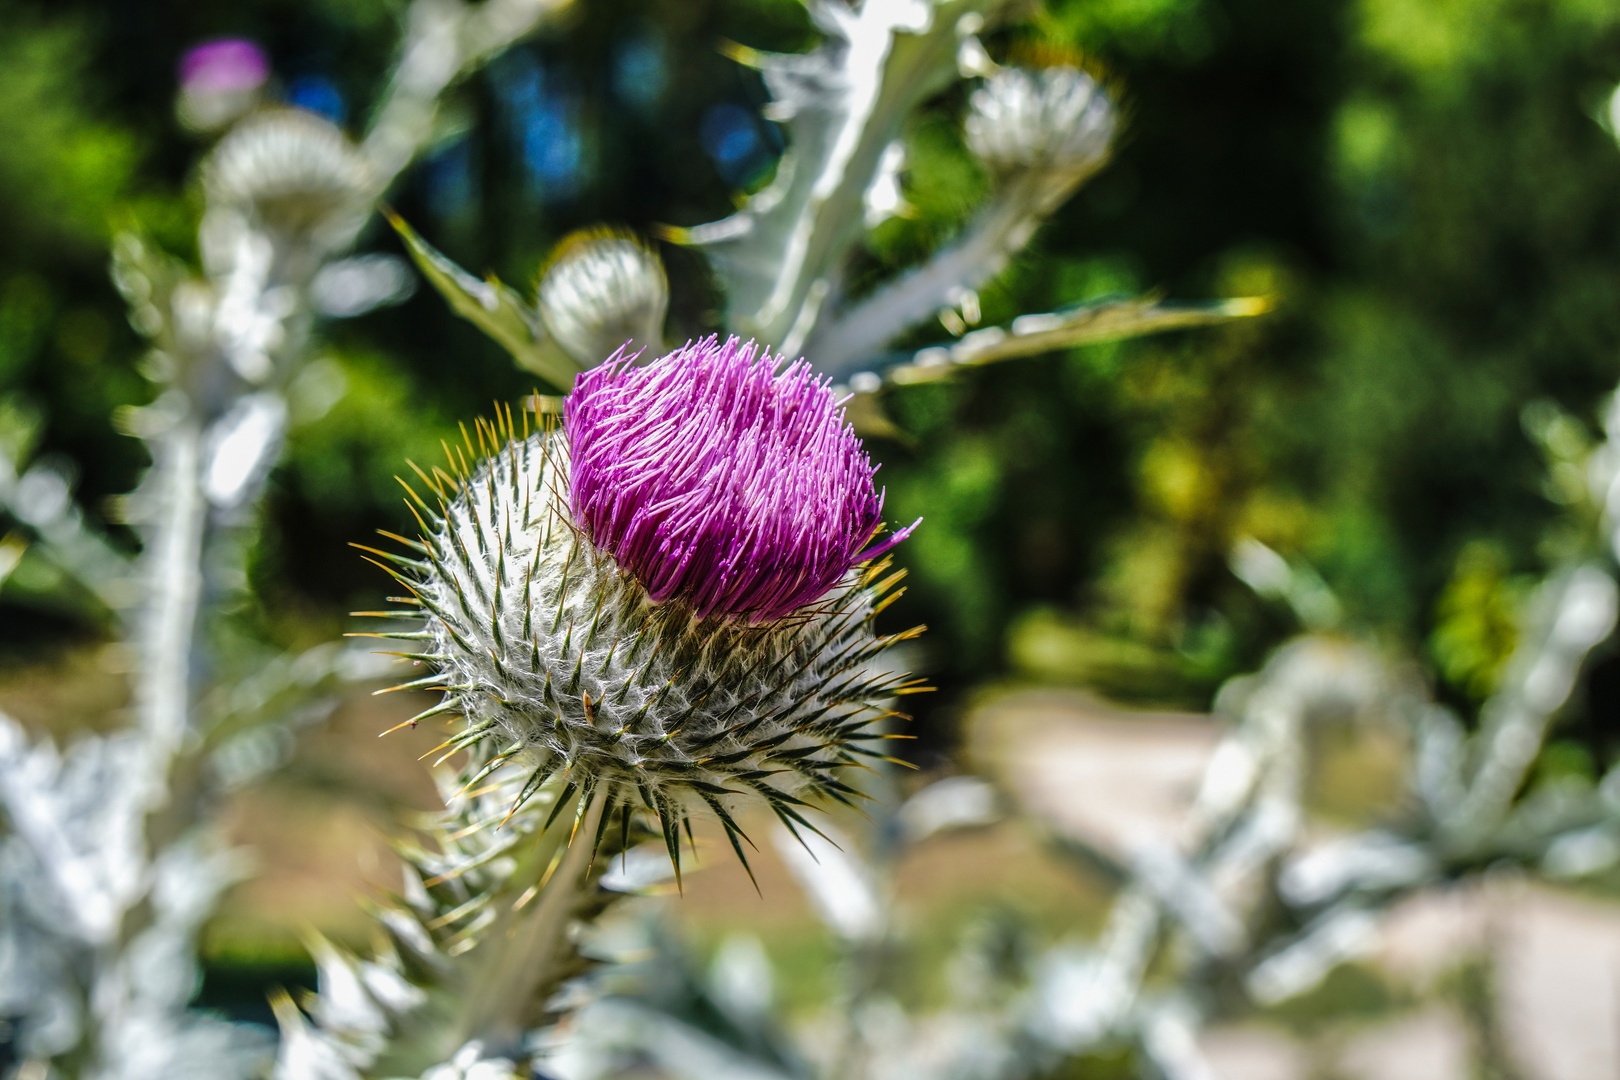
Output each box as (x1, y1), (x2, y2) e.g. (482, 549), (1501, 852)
(387, 208), (583, 389)
(871, 294), (1274, 386)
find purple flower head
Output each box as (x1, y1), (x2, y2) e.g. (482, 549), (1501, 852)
(179, 39), (269, 94)
(566, 336), (917, 623)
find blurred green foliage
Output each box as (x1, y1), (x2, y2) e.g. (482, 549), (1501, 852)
(1258, 962), (1398, 1034)
(1, 0), (1620, 760)
(1429, 540), (1525, 702)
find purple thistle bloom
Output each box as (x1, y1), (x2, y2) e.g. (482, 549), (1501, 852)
(179, 39), (270, 94)
(566, 336), (917, 623)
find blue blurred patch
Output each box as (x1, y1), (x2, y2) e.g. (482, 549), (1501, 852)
(286, 75), (346, 125)
(422, 138), (477, 219)
(612, 28), (667, 113)
(700, 103), (767, 187)
(521, 103), (583, 198)
(488, 49), (585, 201)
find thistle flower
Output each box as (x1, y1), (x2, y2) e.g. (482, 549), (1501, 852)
(365, 337), (922, 878)
(181, 39), (270, 94)
(536, 231), (669, 366)
(965, 66), (1117, 198)
(568, 338), (914, 622)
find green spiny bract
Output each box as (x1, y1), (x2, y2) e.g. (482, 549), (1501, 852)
(364, 407), (922, 881)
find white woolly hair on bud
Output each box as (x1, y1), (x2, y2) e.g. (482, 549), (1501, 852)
(965, 65), (1118, 185)
(536, 230), (669, 366)
(203, 107), (377, 248)
(357, 405), (922, 885)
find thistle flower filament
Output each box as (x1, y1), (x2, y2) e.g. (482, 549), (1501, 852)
(567, 337), (916, 623)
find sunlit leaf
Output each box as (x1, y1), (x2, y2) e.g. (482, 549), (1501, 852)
(868, 294), (1272, 386)
(386, 209), (583, 391)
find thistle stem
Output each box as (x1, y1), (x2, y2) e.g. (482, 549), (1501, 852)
(806, 171), (1053, 378)
(134, 419), (207, 782)
(363, 0), (572, 189)
(450, 786), (610, 1055)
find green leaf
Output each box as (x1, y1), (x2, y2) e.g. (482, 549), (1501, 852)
(386, 209), (583, 391)
(876, 294), (1274, 385)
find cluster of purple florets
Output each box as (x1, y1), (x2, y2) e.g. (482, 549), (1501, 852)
(566, 336), (915, 623)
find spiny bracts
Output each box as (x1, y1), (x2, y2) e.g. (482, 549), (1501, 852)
(360, 341), (924, 879)
(204, 107), (375, 251)
(536, 230), (668, 365)
(965, 66), (1117, 183)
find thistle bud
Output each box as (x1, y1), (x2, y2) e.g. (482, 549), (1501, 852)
(203, 108), (376, 253)
(965, 66), (1116, 195)
(536, 231), (669, 366)
(371, 337), (920, 873)
(177, 38), (269, 133)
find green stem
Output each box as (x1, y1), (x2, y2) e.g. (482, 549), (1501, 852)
(451, 786), (610, 1056)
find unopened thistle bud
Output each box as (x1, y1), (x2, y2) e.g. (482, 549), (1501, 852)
(203, 108), (376, 252)
(177, 38), (269, 132)
(368, 337), (921, 876)
(536, 231), (669, 366)
(965, 66), (1116, 198)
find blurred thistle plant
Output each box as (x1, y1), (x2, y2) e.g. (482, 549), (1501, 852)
(532, 408), (1620, 1080)
(523, 83), (1620, 1074)
(0, 2), (573, 1078)
(394, 0), (1269, 411)
(295, 35), (1620, 1080)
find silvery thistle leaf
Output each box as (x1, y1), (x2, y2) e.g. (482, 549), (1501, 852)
(805, 63), (1121, 375)
(805, 63), (1271, 389)
(362, 0), (579, 187)
(772, 821), (884, 944)
(270, 761), (619, 1079)
(536, 917), (804, 1080)
(312, 254), (417, 319)
(0, 716), (271, 1079)
(674, 0), (1011, 350)
(0, 438), (138, 615)
(857, 294), (1272, 390)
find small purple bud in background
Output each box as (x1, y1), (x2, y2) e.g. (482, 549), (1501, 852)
(180, 39), (270, 94)
(567, 336), (918, 623)
(177, 38), (270, 133)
